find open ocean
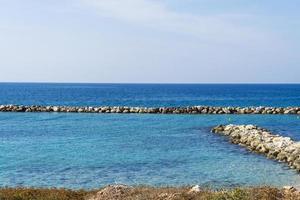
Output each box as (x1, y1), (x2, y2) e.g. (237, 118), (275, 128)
(0, 83), (300, 189)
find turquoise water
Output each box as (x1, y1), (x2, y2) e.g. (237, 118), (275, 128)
(1, 113), (300, 189)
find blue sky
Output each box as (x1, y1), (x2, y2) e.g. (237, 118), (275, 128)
(0, 0), (299, 83)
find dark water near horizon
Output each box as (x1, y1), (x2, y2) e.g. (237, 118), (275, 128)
(0, 83), (300, 107)
(0, 83), (300, 189)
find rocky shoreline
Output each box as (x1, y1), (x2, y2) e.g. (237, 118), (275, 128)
(212, 124), (300, 171)
(0, 105), (300, 114)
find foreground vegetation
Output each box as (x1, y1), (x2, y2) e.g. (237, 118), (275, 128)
(0, 186), (299, 200)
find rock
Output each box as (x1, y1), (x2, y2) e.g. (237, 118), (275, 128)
(0, 105), (299, 115)
(189, 185), (201, 193)
(211, 124), (300, 171)
(89, 185), (132, 200)
(0, 105), (5, 110)
(283, 186), (297, 192)
(52, 106), (59, 112)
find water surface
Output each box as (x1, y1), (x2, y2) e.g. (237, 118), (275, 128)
(0, 83), (299, 107)
(1, 113), (300, 189)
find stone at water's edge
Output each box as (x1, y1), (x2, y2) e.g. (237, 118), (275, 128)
(88, 185), (132, 200)
(0, 104), (300, 114)
(211, 124), (300, 171)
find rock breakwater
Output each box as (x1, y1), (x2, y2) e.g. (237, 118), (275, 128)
(0, 105), (300, 114)
(212, 124), (300, 171)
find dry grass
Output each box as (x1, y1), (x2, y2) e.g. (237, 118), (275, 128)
(0, 188), (96, 200)
(0, 186), (299, 200)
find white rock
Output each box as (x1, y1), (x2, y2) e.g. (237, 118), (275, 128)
(283, 186), (297, 192)
(189, 185), (201, 193)
(53, 106), (59, 112)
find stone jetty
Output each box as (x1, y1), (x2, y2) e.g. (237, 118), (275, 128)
(212, 124), (300, 171)
(0, 105), (299, 114)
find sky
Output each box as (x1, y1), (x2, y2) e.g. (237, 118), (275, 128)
(0, 0), (299, 83)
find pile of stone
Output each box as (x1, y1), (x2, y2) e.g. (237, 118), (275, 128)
(212, 124), (300, 171)
(0, 105), (299, 114)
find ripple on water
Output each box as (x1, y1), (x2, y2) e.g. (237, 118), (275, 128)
(0, 113), (300, 189)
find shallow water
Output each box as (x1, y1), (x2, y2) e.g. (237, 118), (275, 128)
(1, 113), (300, 189)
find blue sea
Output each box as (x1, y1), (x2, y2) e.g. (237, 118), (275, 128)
(0, 83), (300, 189)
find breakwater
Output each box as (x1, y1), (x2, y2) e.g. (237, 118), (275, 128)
(0, 105), (300, 114)
(212, 125), (300, 171)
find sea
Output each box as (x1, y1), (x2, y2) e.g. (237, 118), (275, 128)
(0, 83), (300, 189)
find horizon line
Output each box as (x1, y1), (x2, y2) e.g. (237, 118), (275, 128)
(0, 81), (299, 85)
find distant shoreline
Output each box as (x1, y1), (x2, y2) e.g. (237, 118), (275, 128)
(0, 105), (299, 114)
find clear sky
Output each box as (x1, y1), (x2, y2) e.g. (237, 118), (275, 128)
(0, 0), (299, 83)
